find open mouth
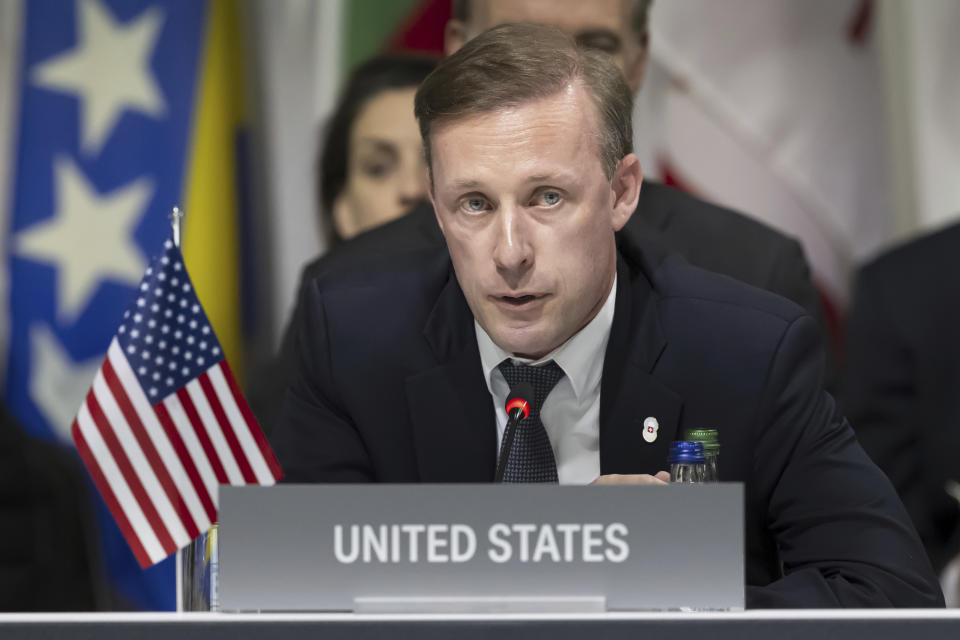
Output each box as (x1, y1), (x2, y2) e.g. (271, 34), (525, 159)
(501, 294), (538, 306)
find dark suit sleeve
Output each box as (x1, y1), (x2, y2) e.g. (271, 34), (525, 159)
(844, 266), (958, 572)
(764, 237), (839, 394)
(270, 282), (375, 482)
(747, 315), (943, 607)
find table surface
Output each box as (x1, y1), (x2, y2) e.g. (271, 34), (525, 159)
(2, 610), (960, 640)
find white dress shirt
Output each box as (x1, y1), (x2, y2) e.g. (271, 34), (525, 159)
(475, 275), (616, 484)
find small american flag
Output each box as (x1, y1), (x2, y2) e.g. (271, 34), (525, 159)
(71, 238), (282, 568)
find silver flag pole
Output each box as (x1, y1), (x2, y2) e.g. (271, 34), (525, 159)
(170, 205), (184, 611)
(170, 206), (184, 250)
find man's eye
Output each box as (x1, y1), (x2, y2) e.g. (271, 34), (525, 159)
(461, 197), (489, 213)
(535, 191), (562, 207)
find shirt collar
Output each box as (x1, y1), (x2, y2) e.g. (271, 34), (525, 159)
(475, 274), (617, 401)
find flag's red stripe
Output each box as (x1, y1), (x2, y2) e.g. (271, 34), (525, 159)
(154, 402), (218, 523)
(176, 388), (229, 484)
(220, 361), (284, 480)
(198, 372), (257, 483)
(86, 392), (178, 556)
(73, 417), (153, 569)
(102, 358), (200, 540)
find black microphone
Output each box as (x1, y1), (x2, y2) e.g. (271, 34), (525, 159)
(495, 381), (534, 482)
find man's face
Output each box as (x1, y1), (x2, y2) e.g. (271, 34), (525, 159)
(446, 0), (647, 90)
(429, 84), (640, 359)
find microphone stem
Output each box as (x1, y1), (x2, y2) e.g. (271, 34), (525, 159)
(495, 408), (524, 482)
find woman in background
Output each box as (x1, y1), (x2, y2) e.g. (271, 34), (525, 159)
(317, 55), (436, 248)
(250, 54), (435, 433)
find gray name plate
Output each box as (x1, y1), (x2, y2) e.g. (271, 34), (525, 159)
(218, 484), (743, 612)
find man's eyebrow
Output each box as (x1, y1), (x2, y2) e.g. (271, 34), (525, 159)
(449, 178), (484, 190)
(575, 28), (623, 54)
(525, 172), (577, 184)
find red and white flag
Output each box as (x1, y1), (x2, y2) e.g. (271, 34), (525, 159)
(635, 0), (892, 309)
(71, 237), (283, 568)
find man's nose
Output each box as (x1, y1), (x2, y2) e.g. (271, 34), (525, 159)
(492, 205), (533, 284)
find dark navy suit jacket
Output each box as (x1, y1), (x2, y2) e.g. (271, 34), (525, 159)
(845, 220), (960, 574)
(271, 227), (941, 608)
(251, 182), (832, 433)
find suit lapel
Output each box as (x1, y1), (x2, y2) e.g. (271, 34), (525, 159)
(600, 253), (683, 475)
(406, 270), (496, 482)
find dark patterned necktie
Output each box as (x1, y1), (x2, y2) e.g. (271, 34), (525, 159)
(497, 359), (566, 483)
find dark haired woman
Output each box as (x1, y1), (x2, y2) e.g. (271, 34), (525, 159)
(317, 55), (436, 248)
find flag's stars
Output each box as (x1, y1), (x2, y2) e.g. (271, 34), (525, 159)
(13, 157), (148, 320)
(31, 0), (167, 155)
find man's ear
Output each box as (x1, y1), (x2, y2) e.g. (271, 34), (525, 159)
(444, 19), (468, 56)
(610, 154), (643, 232)
(332, 194), (358, 240)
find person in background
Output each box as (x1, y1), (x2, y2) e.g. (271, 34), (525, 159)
(317, 55), (437, 248)
(0, 402), (107, 610)
(248, 55), (435, 431)
(844, 220), (960, 603)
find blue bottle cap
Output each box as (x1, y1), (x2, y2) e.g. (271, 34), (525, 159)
(667, 440), (705, 465)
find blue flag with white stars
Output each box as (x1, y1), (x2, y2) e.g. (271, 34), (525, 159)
(1, 0), (212, 610)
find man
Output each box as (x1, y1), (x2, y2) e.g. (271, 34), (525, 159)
(249, 0), (829, 434)
(845, 221), (960, 580)
(272, 23), (941, 608)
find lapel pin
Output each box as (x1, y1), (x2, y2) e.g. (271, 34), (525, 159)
(642, 416), (659, 443)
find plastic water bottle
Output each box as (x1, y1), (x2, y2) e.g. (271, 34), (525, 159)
(684, 428), (720, 482)
(668, 441), (706, 483)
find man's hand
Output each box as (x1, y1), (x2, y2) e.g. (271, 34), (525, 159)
(592, 471), (671, 485)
